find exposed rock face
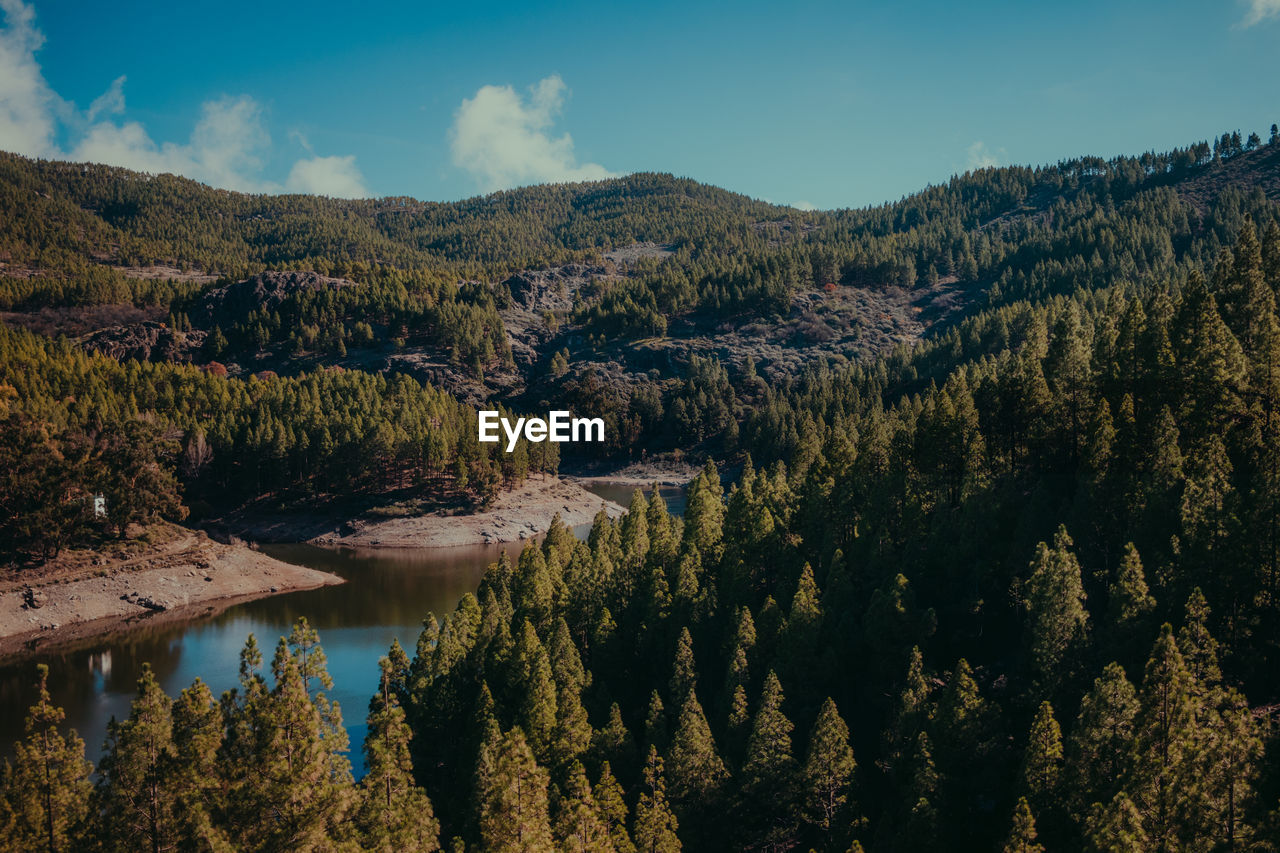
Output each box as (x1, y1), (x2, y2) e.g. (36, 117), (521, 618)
(501, 263), (612, 313)
(195, 270), (358, 326)
(81, 321), (207, 363)
(602, 242), (675, 265)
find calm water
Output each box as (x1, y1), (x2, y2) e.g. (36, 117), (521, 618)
(0, 483), (682, 775)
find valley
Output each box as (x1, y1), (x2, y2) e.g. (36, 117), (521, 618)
(3, 126), (1280, 852)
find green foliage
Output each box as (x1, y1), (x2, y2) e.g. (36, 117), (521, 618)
(0, 665), (92, 853)
(1002, 798), (1046, 853)
(5, 130), (1280, 852)
(633, 747), (681, 853)
(356, 656), (441, 852)
(478, 728), (555, 853)
(1021, 526), (1091, 694)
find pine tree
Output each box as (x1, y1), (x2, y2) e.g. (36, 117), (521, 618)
(593, 763), (636, 853)
(478, 728), (555, 853)
(671, 545), (703, 618)
(225, 629), (354, 852)
(552, 671), (593, 773)
(549, 618), (587, 692)
(726, 684), (751, 760)
(633, 746), (680, 853)
(356, 656), (440, 852)
(1086, 792), (1149, 852)
(2, 664), (92, 853)
(668, 627), (698, 709)
(592, 703), (637, 782)
(1045, 301), (1096, 465)
(644, 691), (669, 755)
(666, 691), (728, 836)
(1176, 588), (1222, 689)
(739, 671), (800, 849)
(682, 463), (725, 563)
(783, 563), (823, 698)
(1002, 798), (1045, 853)
(1109, 543), (1155, 627)
(1019, 701), (1062, 817)
(169, 678), (229, 851)
(883, 647), (932, 784)
(722, 606), (755, 728)
(1108, 544), (1156, 669)
(619, 490), (651, 600)
(1180, 433), (1235, 568)
(802, 697), (857, 835)
(1188, 685), (1262, 849)
(1174, 592), (1261, 846)
(554, 762), (614, 853)
(515, 545), (555, 633)
(1065, 662), (1138, 821)
(932, 658), (1003, 844)
(1021, 526), (1090, 693)
(895, 733), (940, 852)
(514, 620), (558, 763)
(95, 664), (181, 853)
(1124, 625), (1197, 849)
(1173, 274), (1246, 438)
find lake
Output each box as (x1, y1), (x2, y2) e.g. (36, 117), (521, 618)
(0, 483), (683, 775)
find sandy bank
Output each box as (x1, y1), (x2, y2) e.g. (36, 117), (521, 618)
(0, 530), (342, 660)
(566, 459), (701, 487)
(313, 474), (625, 548)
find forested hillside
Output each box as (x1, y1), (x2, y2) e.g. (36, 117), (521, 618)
(2, 127), (1280, 850)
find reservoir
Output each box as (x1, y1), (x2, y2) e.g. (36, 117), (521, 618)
(0, 483), (684, 774)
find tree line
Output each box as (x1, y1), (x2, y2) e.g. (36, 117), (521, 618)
(0, 325), (556, 562)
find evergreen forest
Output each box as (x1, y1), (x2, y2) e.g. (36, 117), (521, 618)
(3, 126), (1280, 850)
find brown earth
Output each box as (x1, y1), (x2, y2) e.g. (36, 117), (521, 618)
(0, 525), (342, 660)
(114, 264), (220, 284)
(567, 459), (701, 487)
(310, 474), (625, 548)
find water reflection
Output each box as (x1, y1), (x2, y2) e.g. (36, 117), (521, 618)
(0, 483), (684, 776)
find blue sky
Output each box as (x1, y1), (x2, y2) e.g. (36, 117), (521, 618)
(1, 0), (1278, 209)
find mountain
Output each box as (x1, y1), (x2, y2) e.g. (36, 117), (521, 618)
(4, 128), (1280, 851)
(4, 131), (1278, 434)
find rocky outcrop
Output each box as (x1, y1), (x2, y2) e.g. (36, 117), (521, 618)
(501, 263), (612, 313)
(81, 321), (207, 363)
(194, 270), (358, 326)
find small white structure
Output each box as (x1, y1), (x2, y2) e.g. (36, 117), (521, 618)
(92, 494), (107, 519)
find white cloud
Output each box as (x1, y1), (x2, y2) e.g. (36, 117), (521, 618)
(792, 200), (817, 211)
(286, 154), (368, 197)
(71, 95), (275, 193)
(1241, 0), (1280, 26)
(0, 0), (369, 196)
(966, 141), (1006, 170)
(87, 75), (125, 121)
(450, 74), (616, 191)
(0, 0), (61, 156)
